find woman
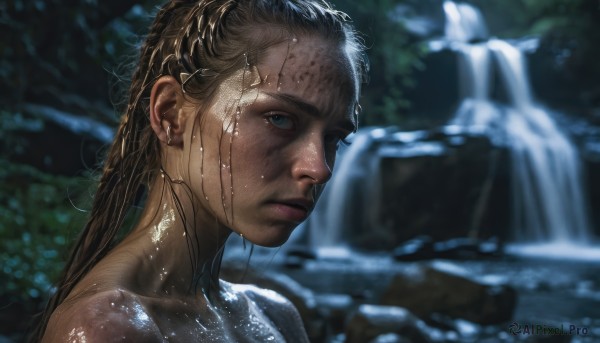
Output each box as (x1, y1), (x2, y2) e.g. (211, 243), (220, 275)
(33, 0), (365, 341)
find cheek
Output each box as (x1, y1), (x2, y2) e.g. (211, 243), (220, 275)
(231, 131), (285, 183)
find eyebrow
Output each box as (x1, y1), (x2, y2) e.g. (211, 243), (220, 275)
(263, 92), (357, 133)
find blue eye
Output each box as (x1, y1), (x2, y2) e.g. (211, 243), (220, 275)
(267, 114), (294, 130)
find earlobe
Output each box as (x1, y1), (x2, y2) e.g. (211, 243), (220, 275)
(149, 76), (186, 148)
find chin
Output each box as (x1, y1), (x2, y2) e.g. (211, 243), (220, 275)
(244, 224), (297, 248)
(253, 233), (292, 248)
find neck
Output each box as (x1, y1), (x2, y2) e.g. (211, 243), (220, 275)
(123, 172), (232, 299)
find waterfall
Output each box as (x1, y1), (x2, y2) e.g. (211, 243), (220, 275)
(297, 1), (594, 253)
(304, 128), (390, 249)
(445, 1), (591, 243)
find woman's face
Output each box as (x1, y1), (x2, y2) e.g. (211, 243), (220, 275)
(185, 35), (358, 247)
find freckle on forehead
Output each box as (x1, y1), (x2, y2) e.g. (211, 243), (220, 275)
(260, 36), (356, 109)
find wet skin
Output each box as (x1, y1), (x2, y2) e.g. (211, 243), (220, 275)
(188, 35), (358, 247)
(42, 35), (357, 342)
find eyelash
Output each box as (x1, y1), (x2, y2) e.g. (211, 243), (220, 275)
(265, 113), (295, 130)
(265, 112), (352, 148)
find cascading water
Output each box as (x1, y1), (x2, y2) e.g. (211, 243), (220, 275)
(298, 1), (595, 258)
(444, 1), (592, 248)
(304, 127), (389, 249)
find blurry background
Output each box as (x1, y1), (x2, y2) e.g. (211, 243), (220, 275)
(1, 0), (600, 342)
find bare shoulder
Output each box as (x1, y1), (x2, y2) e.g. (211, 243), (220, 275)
(42, 289), (163, 343)
(226, 281), (310, 342)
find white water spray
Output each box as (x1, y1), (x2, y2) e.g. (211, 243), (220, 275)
(445, 1), (591, 244)
(297, 2), (594, 255)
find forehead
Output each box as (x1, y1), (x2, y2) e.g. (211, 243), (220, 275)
(255, 35), (358, 115)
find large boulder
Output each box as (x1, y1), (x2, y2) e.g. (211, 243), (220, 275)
(346, 128), (511, 250)
(379, 262), (516, 325)
(379, 130), (510, 245)
(9, 104), (113, 175)
(345, 305), (436, 343)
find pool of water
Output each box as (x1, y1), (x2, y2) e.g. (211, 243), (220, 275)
(226, 244), (600, 342)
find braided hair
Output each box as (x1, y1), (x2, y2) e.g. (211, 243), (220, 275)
(31, 0), (365, 340)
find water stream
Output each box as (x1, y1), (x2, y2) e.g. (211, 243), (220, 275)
(302, 1), (594, 258)
(443, 1), (593, 255)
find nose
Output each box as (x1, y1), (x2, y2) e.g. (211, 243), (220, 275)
(292, 135), (333, 185)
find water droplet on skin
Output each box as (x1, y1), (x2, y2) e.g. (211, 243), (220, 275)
(261, 175), (264, 179)
(355, 103), (362, 116)
(200, 147), (203, 152)
(110, 302), (115, 307)
(292, 37), (298, 43)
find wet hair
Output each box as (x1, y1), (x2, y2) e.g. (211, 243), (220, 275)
(30, 0), (365, 340)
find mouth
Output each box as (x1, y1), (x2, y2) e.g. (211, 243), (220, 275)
(281, 198), (313, 212)
(268, 198), (314, 222)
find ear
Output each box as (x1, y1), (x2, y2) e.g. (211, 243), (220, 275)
(149, 76), (187, 148)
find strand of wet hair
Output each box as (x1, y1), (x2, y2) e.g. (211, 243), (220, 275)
(28, 2), (187, 341)
(160, 167), (203, 289)
(31, 1), (368, 340)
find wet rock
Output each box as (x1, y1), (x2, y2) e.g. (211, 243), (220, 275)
(10, 105), (112, 175)
(379, 262), (516, 325)
(393, 236), (503, 261)
(307, 126), (512, 251)
(345, 305), (435, 343)
(369, 333), (410, 343)
(432, 237), (503, 259)
(283, 246), (318, 269)
(374, 130), (511, 248)
(392, 236), (435, 261)
(314, 293), (355, 335)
